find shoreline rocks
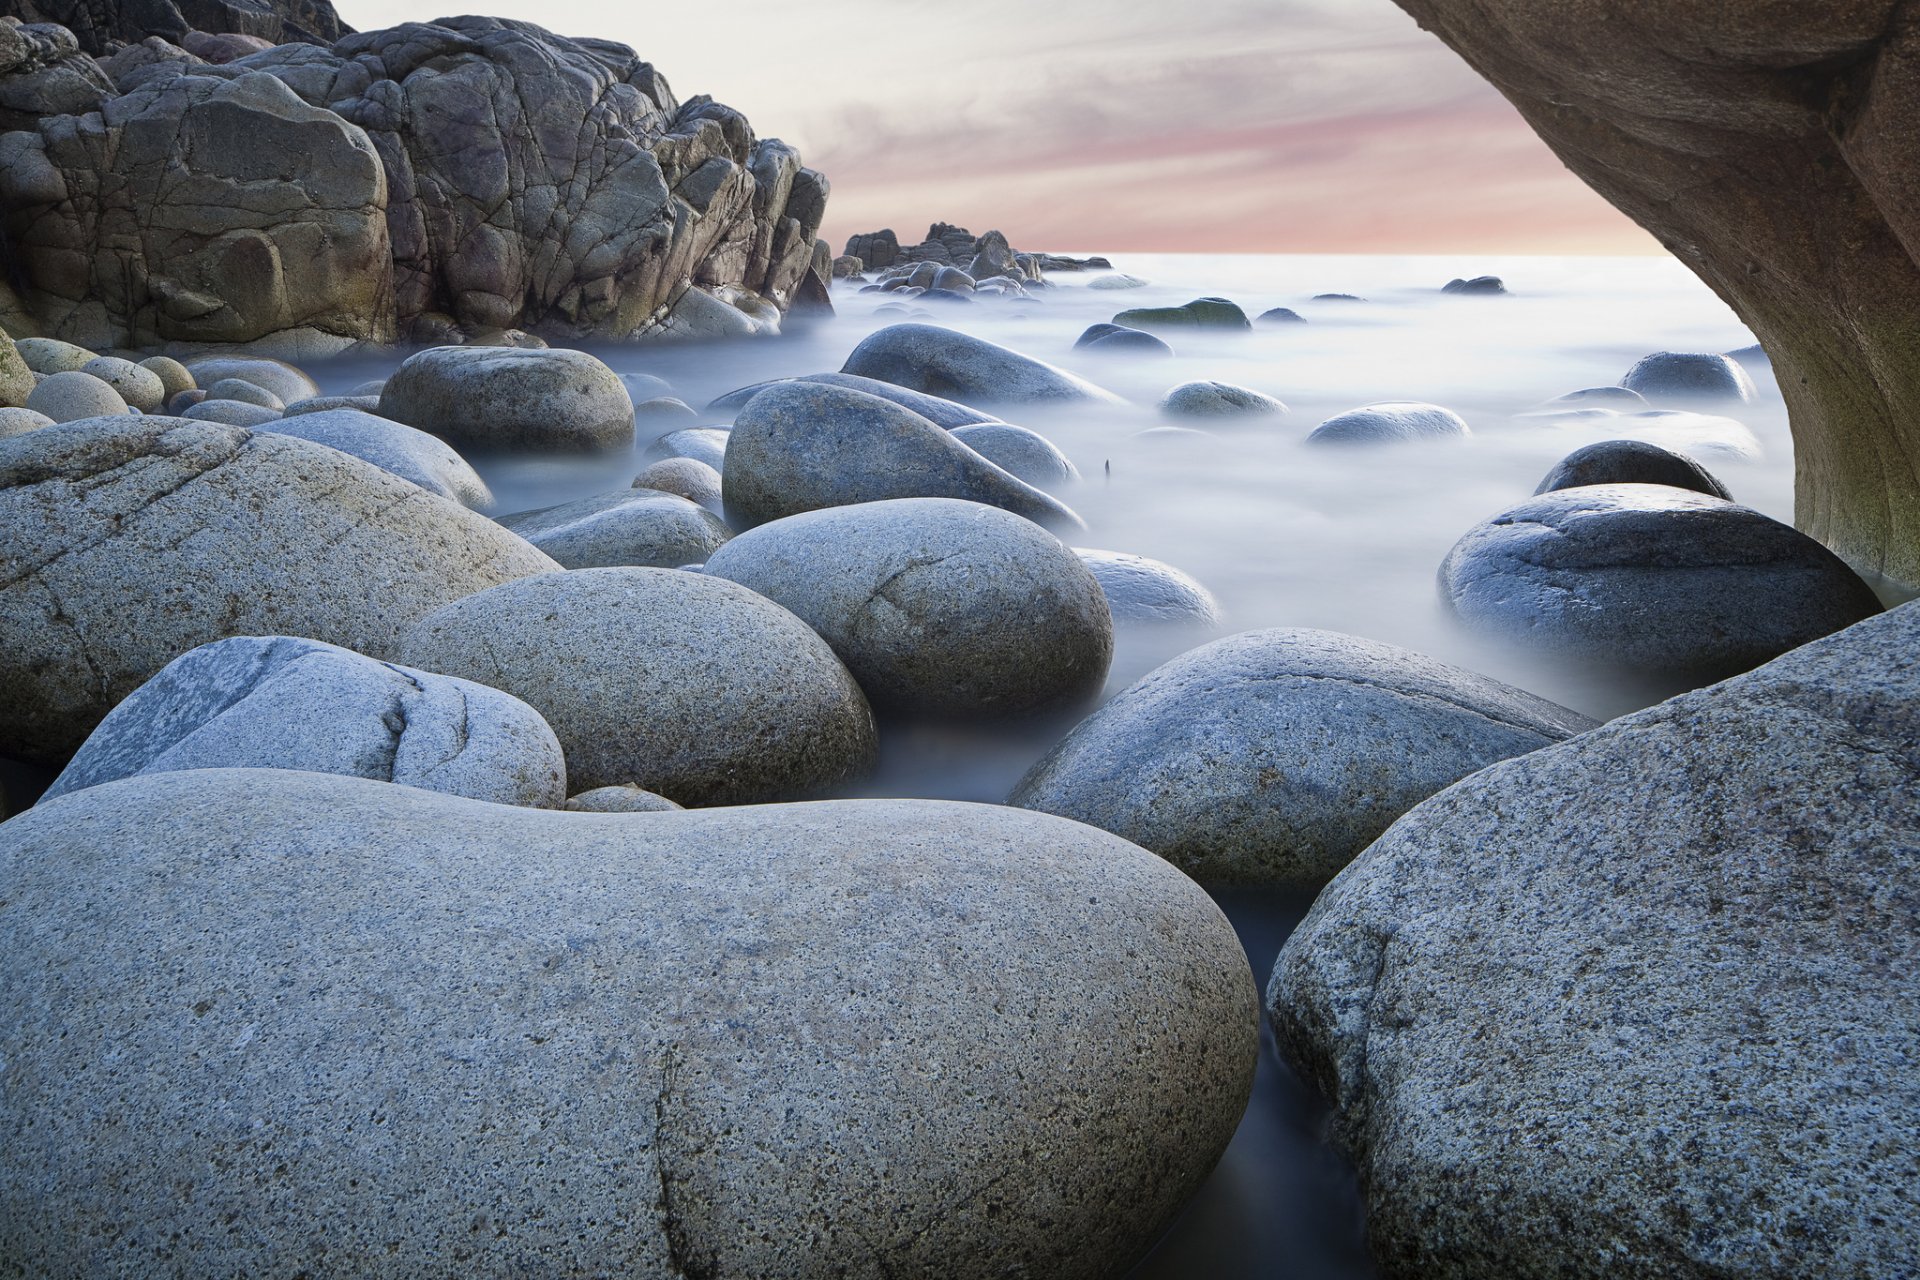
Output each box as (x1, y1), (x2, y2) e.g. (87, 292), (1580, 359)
(841, 323), (1124, 407)
(379, 346), (634, 452)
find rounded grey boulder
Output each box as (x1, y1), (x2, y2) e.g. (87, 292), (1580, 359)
(202, 377), (284, 410)
(0, 417), (559, 762)
(263, 408), (493, 508)
(182, 398), (281, 427)
(642, 426), (730, 471)
(43, 636), (566, 807)
(80, 356), (165, 411)
(1159, 380), (1288, 419)
(25, 370), (129, 422)
(400, 567), (877, 804)
(182, 355), (318, 405)
(632, 457), (724, 514)
(379, 346), (635, 451)
(137, 355), (195, 400)
(709, 371), (1000, 428)
(1440, 483), (1881, 676)
(1620, 350), (1756, 405)
(841, 322), (1124, 407)
(1074, 548), (1222, 625)
(705, 498), (1112, 718)
(0, 407), (54, 438)
(1010, 628), (1595, 889)
(949, 422), (1080, 486)
(562, 783), (682, 812)
(0, 768), (1256, 1280)
(498, 489), (731, 569)
(1307, 401), (1469, 445)
(1268, 602), (1920, 1279)
(722, 381), (1084, 531)
(15, 337), (96, 375)
(1534, 438), (1732, 500)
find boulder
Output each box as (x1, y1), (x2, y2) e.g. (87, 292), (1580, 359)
(279, 394), (386, 417)
(498, 488), (731, 569)
(1307, 401), (1470, 445)
(399, 567), (877, 803)
(634, 395), (699, 425)
(562, 783), (681, 812)
(840, 323), (1124, 407)
(1441, 275), (1507, 295)
(1268, 599), (1920, 1279)
(722, 381), (1084, 531)
(0, 19), (112, 132)
(0, 333), (34, 408)
(845, 227), (900, 270)
(96, 35), (207, 93)
(378, 346), (634, 452)
(709, 370), (999, 428)
(949, 422), (1079, 486)
(1440, 483), (1881, 676)
(79, 355), (165, 411)
(1011, 628), (1592, 889)
(1075, 323), (1174, 357)
(1545, 385), (1646, 408)
(0, 407), (54, 437)
(202, 375), (284, 409)
(14, 337), (95, 374)
(262, 408), (492, 507)
(1087, 273), (1148, 289)
(1621, 351), (1756, 406)
(24, 369), (128, 421)
(1256, 307), (1307, 324)
(182, 355), (317, 404)
(1159, 380), (1287, 418)
(0, 767), (1255, 1279)
(704, 498), (1112, 718)
(1535, 439), (1732, 500)
(181, 398), (280, 427)
(643, 426), (730, 471)
(1112, 297), (1251, 332)
(43, 635), (565, 807)
(632, 456), (724, 513)
(1074, 548), (1221, 625)
(3, 0), (350, 56)
(0, 417), (557, 762)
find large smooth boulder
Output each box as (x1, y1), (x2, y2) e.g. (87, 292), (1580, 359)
(399, 567), (877, 803)
(1534, 438), (1732, 500)
(0, 334), (30, 408)
(722, 381), (1084, 531)
(1074, 548), (1221, 625)
(840, 323), (1124, 407)
(1112, 297), (1251, 332)
(948, 422), (1079, 486)
(632, 456), (723, 513)
(705, 498), (1112, 718)
(43, 635), (565, 807)
(1159, 380), (1287, 419)
(1440, 483), (1881, 676)
(1621, 350), (1756, 405)
(181, 355), (317, 404)
(80, 356), (166, 411)
(181, 397), (280, 427)
(1269, 599), (1920, 1278)
(0, 417), (558, 762)
(1010, 628), (1593, 888)
(263, 408), (492, 507)
(643, 425), (731, 470)
(0, 768), (1255, 1279)
(1307, 401), (1469, 445)
(498, 488), (731, 569)
(708, 370), (999, 428)
(379, 346), (634, 451)
(24, 369), (128, 421)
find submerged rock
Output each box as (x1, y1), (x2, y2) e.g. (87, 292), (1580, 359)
(1308, 401), (1470, 445)
(1440, 483), (1880, 676)
(380, 347), (634, 452)
(841, 323), (1123, 407)
(399, 567), (876, 804)
(705, 498), (1112, 718)
(183, 356), (317, 405)
(0, 767), (1254, 1280)
(1160, 380), (1287, 419)
(1621, 350), (1756, 405)
(1256, 307), (1307, 325)
(1535, 439), (1732, 500)
(1268, 600), (1920, 1279)
(1441, 275), (1507, 295)
(43, 636), (565, 807)
(708, 370), (999, 428)
(499, 489), (731, 570)
(1011, 628), (1592, 889)
(1113, 297), (1250, 332)
(1073, 549), (1222, 626)
(1075, 323), (1174, 356)
(949, 422), (1079, 486)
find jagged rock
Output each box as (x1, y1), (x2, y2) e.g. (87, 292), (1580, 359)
(1535, 439), (1732, 500)
(378, 346), (633, 452)
(1268, 600), (1920, 1279)
(0, 417), (557, 761)
(2, 0), (348, 56)
(0, 17), (110, 132)
(43, 635), (565, 806)
(844, 228), (899, 271)
(841, 323), (1123, 407)
(831, 254), (864, 278)
(498, 488), (731, 569)
(262, 407), (491, 507)
(0, 767), (1255, 1279)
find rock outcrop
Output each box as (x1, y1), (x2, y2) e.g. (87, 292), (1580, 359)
(1, 0), (349, 56)
(1389, 0), (1920, 596)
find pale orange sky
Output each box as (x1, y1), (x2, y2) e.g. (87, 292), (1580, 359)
(334, 0), (1658, 256)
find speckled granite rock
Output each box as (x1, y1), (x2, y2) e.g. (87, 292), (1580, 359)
(0, 417), (557, 762)
(708, 370), (1000, 428)
(24, 369), (127, 421)
(43, 635), (565, 806)
(378, 346), (634, 452)
(499, 488), (730, 569)
(1073, 548), (1221, 625)
(841, 323), (1124, 407)
(1440, 483), (1881, 677)
(631, 456), (723, 514)
(948, 422), (1079, 486)
(0, 767), (1256, 1279)
(705, 498), (1111, 718)
(1269, 599), (1920, 1279)
(561, 782), (680, 812)
(263, 408), (491, 507)
(80, 356), (165, 411)
(400, 567), (876, 803)
(723, 381), (1083, 531)
(1011, 628), (1594, 888)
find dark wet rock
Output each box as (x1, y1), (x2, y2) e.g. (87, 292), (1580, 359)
(5, 0), (349, 56)
(949, 422), (1079, 486)
(1073, 549), (1221, 626)
(1112, 297), (1250, 332)
(379, 346), (633, 452)
(0, 18), (112, 131)
(841, 323), (1122, 407)
(498, 488), (731, 570)
(1534, 439), (1732, 501)
(1269, 599), (1920, 1280)
(1621, 351), (1756, 406)
(1312, 293), (1366, 303)
(1307, 401), (1469, 445)
(704, 497), (1111, 718)
(1075, 322), (1174, 356)
(844, 227), (900, 271)
(1440, 483), (1881, 676)
(1011, 627), (1593, 889)
(1441, 275), (1507, 295)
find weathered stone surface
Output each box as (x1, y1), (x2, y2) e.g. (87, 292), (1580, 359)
(14, 336), (94, 373)
(631, 456), (722, 514)
(705, 498), (1112, 718)
(0, 768), (1256, 1279)
(1308, 401), (1470, 445)
(709, 370), (999, 428)
(1011, 628), (1592, 888)
(562, 782), (680, 812)
(3, 0), (349, 56)
(1076, 323), (1174, 357)
(0, 417), (557, 761)
(182, 354), (315, 403)
(378, 346), (633, 452)
(263, 407), (491, 507)
(643, 425), (729, 470)
(1535, 438), (1732, 500)
(949, 422), (1079, 486)
(841, 323), (1124, 407)
(0, 18), (112, 131)
(1160, 380), (1287, 419)
(0, 69), (393, 352)
(181, 397), (279, 426)
(0, 407), (53, 436)
(400, 567), (877, 803)
(80, 355), (164, 410)
(1269, 599), (1920, 1279)
(44, 635), (565, 806)
(201, 375), (282, 409)
(1440, 483), (1881, 676)
(723, 381), (1083, 531)
(1074, 548), (1221, 625)
(498, 488), (731, 569)
(22, 368), (124, 421)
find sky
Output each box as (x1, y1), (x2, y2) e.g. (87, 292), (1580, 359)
(332, 0), (1658, 256)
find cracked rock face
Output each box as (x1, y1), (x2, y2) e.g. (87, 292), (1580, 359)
(0, 18), (112, 131)
(400, 566), (878, 804)
(43, 635), (566, 806)
(4, 0), (349, 57)
(0, 768), (1257, 1278)
(705, 498), (1113, 719)
(1010, 627), (1594, 889)
(1439, 483), (1882, 677)
(1268, 599), (1920, 1278)
(0, 416), (558, 762)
